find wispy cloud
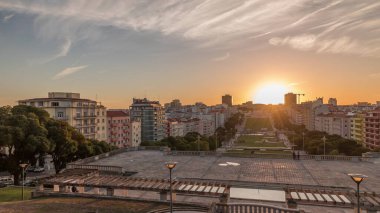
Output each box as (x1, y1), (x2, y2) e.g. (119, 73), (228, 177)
(2, 13), (14, 22)
(0, 0), (379, 56)
(31, 38), (72, 64)
(269, 34), (380, 57)
(53, 38), (71, 59)
(212, 52), (230, 62)
(53, 65), (88, 80)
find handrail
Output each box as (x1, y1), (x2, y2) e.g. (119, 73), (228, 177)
(66, 164), (123, 173)
(213, 203), (303, 213)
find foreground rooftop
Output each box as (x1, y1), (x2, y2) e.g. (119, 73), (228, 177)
(87, 150), (379, 193)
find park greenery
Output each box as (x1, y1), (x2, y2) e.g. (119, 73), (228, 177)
(244, 117), (272, 131)
(0, 186), (33, 202)
(272, 110), (369, 156)
(142, 112), (244, 151)
(0, 105), (115, 184)
(236, 135), (284, 148)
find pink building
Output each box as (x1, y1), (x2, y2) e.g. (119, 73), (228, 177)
(365, 108), (380, 149)
(107, 111), (130, 148)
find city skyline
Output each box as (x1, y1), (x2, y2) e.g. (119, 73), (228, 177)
(0, 0), (380, 108)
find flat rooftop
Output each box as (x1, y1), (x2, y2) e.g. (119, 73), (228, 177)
(87, 150), (380, 192)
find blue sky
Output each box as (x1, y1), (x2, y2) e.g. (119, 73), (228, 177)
(0, 0), (380, 107)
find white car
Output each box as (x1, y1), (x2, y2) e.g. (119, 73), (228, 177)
(33, 167), (45, 172)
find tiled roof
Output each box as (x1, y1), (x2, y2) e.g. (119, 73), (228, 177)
(107, 110), (128, 117)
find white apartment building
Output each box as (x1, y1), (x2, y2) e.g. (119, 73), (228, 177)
(315, 113), (351, 139)
(130, 120), (142, 147)
(167, 120), (185, 137)
(96, 105), (107, 142)
(18, 92), (103, 140)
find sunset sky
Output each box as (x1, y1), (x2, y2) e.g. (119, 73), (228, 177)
(0, 0), (379, 108)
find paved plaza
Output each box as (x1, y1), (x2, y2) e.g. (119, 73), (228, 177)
(88, 150), (380, 193)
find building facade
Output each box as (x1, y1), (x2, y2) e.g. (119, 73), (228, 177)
(364, 108), (380, 149)
(222, 94), (233, 107)
(350, 113), (365, 144)
(284, 93), (297, 106)
(18, 92), (101, 140)
(96, 105), (107, 142)
(107, 111), (130, 148)
(130, 98), (166, 142)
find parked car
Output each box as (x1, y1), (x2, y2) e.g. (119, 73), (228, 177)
(33, 167), (45, 173)
(0, 177), (13, 186)
(24, 180), (37, 187)
(0, 182), (6, 188)
(26, 166), (35, 172)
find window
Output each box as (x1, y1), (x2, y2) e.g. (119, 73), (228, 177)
(51, 102), (59, 107)
(57, 112), (64, 118)
(38, 101), (43, 107)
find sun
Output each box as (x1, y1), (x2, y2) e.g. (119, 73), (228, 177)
(253, 83), (290, 104)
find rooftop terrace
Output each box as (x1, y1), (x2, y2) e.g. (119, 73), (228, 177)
(86, 150), (380, 193)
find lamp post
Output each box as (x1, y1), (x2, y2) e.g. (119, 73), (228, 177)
(215, 132), (218, 150)
(19, 163), (28, 200)
(322, 136), (326, 156)
(348, 174), (368, 213)
(197, 135), (200, 152)
(165, 161), (177, 213)
(302, 132), (305, 152)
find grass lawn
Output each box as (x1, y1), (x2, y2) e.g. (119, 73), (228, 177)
(0, 186), (33, 202)
(0, 197), (167, 213)
(245, 118), (273, 131)
(236, 135), (284, 148)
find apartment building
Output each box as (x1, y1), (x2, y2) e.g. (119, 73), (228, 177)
(167, 119), (185, 137)
(364, 108), (380, 149)
(18, 92), (101, 140)
(350, 113), (365, 144)
(315, 113), (351, 139)
(130, 98), (166, 142)
(107, 111), (129, 148)
(96, 105), (107, 142)
(130, 120), (142, 147)
(222, 94), (233, 107)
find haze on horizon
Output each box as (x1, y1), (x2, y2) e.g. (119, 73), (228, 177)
(0, 0), (379, 108)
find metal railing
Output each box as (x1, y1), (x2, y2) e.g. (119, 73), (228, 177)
(212, 203), (304, 213)
(66, 164), (123, 173)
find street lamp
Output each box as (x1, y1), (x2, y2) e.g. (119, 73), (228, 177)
(165, 161), (177, 213)
(348, 174), (368, 213)
(19, 163), (28, 200)
(197, 135), (200, 152)
(322, 136), (326, 156)
(302, 132), (305, 152)
(215, 132), (218, 150)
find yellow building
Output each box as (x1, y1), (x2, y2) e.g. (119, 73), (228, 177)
(350, 113), (365, 145)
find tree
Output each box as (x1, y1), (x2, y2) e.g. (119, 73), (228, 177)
(46, 119), (80, 174)
(0, 105), (51, 185)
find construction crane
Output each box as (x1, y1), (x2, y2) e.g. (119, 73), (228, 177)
(295, 93), (305, 104)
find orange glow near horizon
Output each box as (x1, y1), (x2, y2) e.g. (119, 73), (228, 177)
(253, 82), (291, 104)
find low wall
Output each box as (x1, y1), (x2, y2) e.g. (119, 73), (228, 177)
(66, 146), (168, 173)
(167, 151), (373, 162)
